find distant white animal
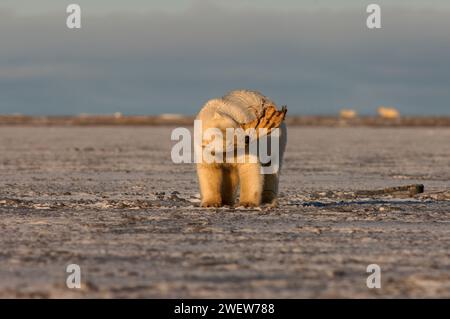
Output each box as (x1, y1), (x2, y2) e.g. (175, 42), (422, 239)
(196, 90), (287, 207)
(340, 109), (358, 119)
(378, 106), (400, 119)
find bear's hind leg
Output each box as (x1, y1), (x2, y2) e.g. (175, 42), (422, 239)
(261, 122), (286, 205)
(221, 166), (239, 206)
(262, 173), (279, 205)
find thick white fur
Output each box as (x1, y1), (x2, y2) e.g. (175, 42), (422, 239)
(196, 90), (287, 207)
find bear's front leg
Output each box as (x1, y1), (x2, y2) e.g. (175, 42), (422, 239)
(238, 163), (263, 207)
(197, 164), (223, 207)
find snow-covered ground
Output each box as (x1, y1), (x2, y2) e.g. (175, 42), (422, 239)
(0, 126), (449, 298)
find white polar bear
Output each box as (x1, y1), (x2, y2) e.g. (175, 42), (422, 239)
(196, 90), (287, 207)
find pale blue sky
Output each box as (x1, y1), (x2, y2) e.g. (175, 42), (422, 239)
(3, 0), (450, 14)
(0, 1), (449, 115)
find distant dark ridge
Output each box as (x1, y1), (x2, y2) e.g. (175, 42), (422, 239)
(1, 114), (450, 127)
(286, 116), (450, 127)
(0, 115), (195, 126)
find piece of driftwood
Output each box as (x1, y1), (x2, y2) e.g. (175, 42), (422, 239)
(241, 105), (287, 134)
(355, 184), (425, 197)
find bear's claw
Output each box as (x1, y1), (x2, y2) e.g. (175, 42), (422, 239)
(201, 201), (221, 208)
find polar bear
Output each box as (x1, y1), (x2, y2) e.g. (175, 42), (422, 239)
(196, 90), (287, 207)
